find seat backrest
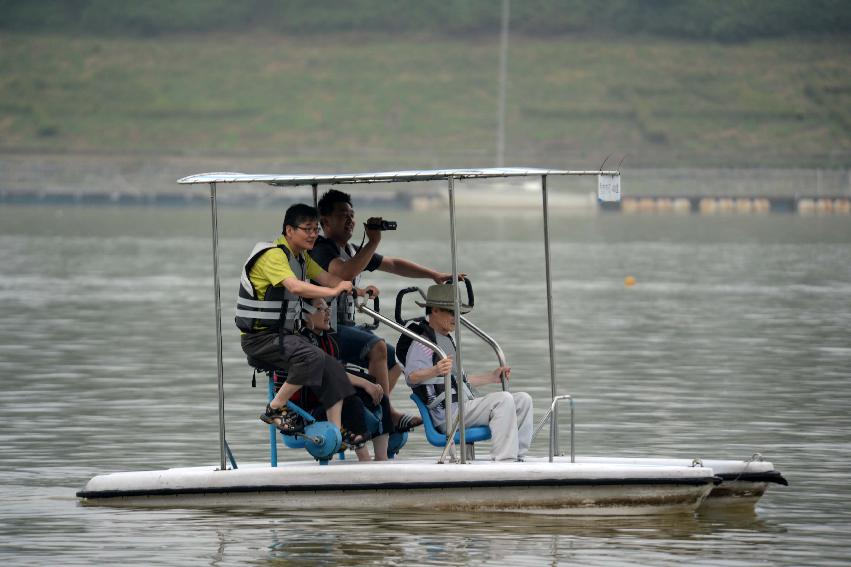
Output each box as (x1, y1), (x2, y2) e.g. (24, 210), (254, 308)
(410, 394), (448, 445)
(409, 394), (491, 447)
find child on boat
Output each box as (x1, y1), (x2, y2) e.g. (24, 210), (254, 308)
(292, 296), (394, 460)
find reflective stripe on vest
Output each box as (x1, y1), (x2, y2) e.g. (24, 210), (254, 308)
(235, 241), (307, 333)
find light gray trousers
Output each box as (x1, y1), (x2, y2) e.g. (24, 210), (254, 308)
(437, 391), (534, 461)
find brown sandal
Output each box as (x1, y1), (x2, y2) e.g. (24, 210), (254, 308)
(340, 428), (367, 450)
(260, 404), (305, 435)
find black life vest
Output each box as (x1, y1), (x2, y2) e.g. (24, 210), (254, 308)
(235, 242), (306, 334)
(336, 242), (359, 327)
(395, 318), (475, 410)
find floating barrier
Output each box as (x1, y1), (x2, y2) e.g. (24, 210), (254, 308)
(612, 195), (850, 215)
(4, 188), (849, 215)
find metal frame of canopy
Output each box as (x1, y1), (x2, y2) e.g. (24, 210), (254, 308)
(177, 167), (621, 470)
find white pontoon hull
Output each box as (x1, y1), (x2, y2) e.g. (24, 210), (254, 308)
(78, 459), (716, 515)
(554, 456), (787, 510)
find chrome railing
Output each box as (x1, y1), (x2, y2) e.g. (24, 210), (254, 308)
(531, 394), (575, 462)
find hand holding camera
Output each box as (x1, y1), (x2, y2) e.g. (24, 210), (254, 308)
(364, 217), (397, 231)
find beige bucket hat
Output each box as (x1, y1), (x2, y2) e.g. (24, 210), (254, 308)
(415, 284), (472, 314)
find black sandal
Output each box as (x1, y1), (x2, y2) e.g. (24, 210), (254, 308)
(395, 413), (423, 433)
(340, 428), (367, 451)
(260, 403), (305, 435)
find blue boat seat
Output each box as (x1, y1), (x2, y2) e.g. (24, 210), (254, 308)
(410, 394), (491, 447)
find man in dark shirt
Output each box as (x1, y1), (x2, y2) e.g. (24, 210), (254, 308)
(311, 189), (456, 429)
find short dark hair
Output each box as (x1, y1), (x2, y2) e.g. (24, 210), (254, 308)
(283, 203), (319, 233)
(317, 189), (352, 217)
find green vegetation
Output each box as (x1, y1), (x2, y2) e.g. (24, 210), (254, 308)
(2, 0), (850, 41)
(1, 31), (850, 167)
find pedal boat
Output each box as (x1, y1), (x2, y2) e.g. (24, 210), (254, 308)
(77, 168), (786, 513)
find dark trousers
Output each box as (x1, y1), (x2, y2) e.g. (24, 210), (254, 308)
(312, 390), (393, 437)
(242, 330), (354, 410)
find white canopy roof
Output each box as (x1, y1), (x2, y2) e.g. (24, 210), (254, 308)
(177, 167), (618, 187)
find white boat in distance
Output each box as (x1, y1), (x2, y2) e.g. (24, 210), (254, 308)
(77, 168), (786, 514)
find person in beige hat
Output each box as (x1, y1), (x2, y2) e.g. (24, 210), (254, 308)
(398, 284), (534, 461)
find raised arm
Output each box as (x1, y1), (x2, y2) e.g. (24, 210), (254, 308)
(327, 237), (380, 280)
(379, 256), (464, 283)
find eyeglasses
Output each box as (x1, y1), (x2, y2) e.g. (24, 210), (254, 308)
(294, 225), (321, 235)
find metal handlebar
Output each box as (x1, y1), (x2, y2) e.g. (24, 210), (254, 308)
(359, 291), (381, 330)
(461, 277), (474, 308)
(356, 298), (448, 362)
(394, 278), (474, 325)
(394, 286), (423, 324)
(457, 317), (509, 392)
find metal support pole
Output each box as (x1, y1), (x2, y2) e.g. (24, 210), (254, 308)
(496, 0), (510, 167)
(541, 175), (559, 462)
(268, 375), (278, 467)
(209, 182), (227, 471)
(312, 183), (319, 208)
(448, 177), (466, 462)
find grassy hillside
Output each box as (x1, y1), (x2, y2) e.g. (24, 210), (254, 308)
(3, 0), (850, 41)
(1, 32), (850, 168)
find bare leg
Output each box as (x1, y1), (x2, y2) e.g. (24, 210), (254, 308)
(368, 342), (404, 422)
(355, 446), (371, 461)
(270, 382), (300, 410)
(368, 341), (391, 397)
(326, 399), (367, 452)
(388, 363), (402, 391)
(325, 400), (343, 428)
(372, 434), (389, 461)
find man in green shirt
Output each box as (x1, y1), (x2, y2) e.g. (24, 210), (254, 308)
(238, 204), (355, 437)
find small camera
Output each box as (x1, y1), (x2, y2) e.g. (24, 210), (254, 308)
(366, 219), (397, 231)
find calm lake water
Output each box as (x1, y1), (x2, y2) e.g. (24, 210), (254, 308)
(1, 204), (850, 566)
